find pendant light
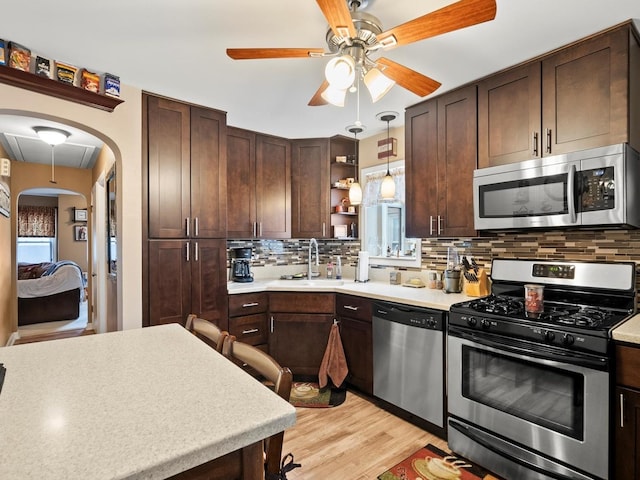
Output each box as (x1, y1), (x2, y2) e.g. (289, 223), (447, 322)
(377, 111), (397, 200)
(33, 126), (70, 184)
(346, 76), (365, 206)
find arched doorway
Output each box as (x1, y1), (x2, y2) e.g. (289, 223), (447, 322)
(0, 114), (117, 339)
(16, 188), (90, 338)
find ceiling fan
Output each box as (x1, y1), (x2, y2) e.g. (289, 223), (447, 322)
(227, 0), (497, 106)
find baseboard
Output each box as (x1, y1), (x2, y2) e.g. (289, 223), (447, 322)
(6, 331), (20, 346)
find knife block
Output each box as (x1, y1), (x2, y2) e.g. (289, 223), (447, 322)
(463, 268), (490, 297)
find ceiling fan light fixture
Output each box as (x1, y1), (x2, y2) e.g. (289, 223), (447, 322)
(325, 54), (356, 90)
(33, 126), (70, 146)
(364, 67), (395, 103)
(321, 84), (348, 107)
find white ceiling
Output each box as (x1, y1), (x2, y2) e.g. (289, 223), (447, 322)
(2, 0), (640, 168)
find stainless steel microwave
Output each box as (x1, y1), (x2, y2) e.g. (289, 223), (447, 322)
(473, 143), (640, 230)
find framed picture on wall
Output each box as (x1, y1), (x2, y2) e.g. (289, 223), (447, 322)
(74, 225), (88, 241)
(0, 179), (9, 218)
(74, 208), (87, 222)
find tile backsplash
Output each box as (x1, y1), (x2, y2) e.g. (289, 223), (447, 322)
(227, 239), (361, 267)
(229, 228), (640, 298)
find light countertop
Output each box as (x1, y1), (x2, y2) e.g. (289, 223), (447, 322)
(227, 278), (472, 311)
(0, 324), (296, 479)
(612, 313), (640, 344)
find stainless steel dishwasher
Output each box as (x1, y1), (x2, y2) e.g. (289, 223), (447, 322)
(372, 301), (445, 428)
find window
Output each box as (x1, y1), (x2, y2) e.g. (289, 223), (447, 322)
(361, 160), (420, 268)
(17, 237), (56, 263)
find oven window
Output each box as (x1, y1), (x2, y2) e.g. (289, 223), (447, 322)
(479, 173), (568, 218)
(462, 346), (584, 440)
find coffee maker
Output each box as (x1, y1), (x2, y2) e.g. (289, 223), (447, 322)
(231, 247), (253, 283)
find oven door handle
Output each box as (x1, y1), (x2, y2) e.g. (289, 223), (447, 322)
(449, 327), (608, 371)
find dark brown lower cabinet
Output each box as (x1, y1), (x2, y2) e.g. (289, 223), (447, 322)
(616, 343), (640, 480)
(268, 293), (335, 376)
(339, 317), (372, 394)
(147, 238), (228, 329)
(616, 386), (640, 480)
(228, 292), (269, 350)
(336, 294), (372, 394)
(269, 312), (334, 376)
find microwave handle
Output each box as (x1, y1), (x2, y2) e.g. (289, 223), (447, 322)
(567, 164), (577, 223)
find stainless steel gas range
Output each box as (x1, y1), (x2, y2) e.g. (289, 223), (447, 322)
(447, 258), (636, 480)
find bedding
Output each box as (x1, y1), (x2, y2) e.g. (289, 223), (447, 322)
(18, 261), (85, 326)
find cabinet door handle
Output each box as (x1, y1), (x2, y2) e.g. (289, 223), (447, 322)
(270, 316), (274, 333)
(252, 222), (257, 238)
(242, 302), (259, 308)
(258, 222), (262, 237)
(532, 131), (539, 156)
(194, 242), (199, 262)
(429, 216), (435, 236)
(322, 222), (326, 237)
(185, 217), (190, 237)
(194, 217), (199, 237)
(185, 242), (190, 262)
(545, 128), (552, 154)
(438, 215), (443, 235)
(242, 328), (259, 335)
(620, 392), (625, 428)
(344, 305), (359, 311)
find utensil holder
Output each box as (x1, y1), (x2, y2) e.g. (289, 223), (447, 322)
(463, 268), (490, 297)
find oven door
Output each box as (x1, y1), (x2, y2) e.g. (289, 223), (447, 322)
(473, 156), (580, 230)
(448, 328), (610, 480)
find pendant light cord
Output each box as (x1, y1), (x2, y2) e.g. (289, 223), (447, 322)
(385, 118), (391, 175)
(50, 145), (57, 184)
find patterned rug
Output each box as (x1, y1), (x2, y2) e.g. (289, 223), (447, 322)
(378, 444), (501, 480)
(289, 381), (346, 408)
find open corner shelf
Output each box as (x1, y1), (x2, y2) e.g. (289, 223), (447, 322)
(0, 64), (124, 112)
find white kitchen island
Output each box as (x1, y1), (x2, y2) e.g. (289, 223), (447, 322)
(0, 323), (296, 479)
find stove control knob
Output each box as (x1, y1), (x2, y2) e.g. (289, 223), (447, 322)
(481, 318), (491, 330)
(544, 330), (556, 342)
(562, 333), (575, 346)
(466, 316), (477, 327)
(427, 318), (438, 329)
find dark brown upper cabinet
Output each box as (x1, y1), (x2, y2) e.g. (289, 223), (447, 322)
(478, 23), (640, 168)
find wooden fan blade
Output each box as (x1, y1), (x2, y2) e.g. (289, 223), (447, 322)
(227, 48), (325, 60)
(377, 58), (441, 97)
(308, 80), (330, 106)
(316, 0), (356, 39)
(377, 0), (497, 48)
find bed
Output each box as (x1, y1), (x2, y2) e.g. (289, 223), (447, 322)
(18, 261), (85, 326)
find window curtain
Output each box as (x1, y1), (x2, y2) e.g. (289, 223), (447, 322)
(18, 206), (57, 237)
(363, 166), (405, 206)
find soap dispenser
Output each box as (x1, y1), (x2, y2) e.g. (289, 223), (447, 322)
(335, 256), (342, 279)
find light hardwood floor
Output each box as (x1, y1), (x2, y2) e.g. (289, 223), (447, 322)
(282, 389), (448, 480)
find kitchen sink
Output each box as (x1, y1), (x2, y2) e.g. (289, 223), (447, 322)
(267, 279), (344, 290)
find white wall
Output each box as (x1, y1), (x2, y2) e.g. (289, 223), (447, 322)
(1, 82), (142, 332)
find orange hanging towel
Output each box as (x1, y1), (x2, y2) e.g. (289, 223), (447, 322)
(318, 322), (349, 388)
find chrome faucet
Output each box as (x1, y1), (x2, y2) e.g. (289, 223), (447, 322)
(308, 238), (319, 278)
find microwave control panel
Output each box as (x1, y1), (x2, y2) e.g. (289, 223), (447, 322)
(580, 166), (615, 211)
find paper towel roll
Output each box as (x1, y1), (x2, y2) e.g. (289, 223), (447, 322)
(356, 251), (370, 282)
